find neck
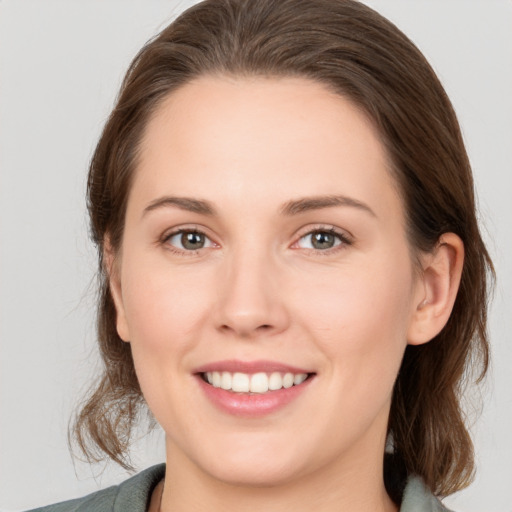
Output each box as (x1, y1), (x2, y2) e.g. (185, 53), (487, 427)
(160, 436), (398, 512)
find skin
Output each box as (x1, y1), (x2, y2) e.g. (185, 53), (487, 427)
(108, 76), (464, 512)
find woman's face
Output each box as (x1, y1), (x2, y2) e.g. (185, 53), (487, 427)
(111, 76), (426, 486)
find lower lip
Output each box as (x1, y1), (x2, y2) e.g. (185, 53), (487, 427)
(195, 374), (315, 418)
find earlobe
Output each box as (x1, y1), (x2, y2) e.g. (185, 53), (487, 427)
(407, 233), (464, 346)
(103, 236), (131, 342)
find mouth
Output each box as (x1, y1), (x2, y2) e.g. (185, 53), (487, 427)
(193, 361), (317, 417)
(198, 371), (316, 394)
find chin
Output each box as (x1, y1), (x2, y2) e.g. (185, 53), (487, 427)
(206, 459), (306, 488)
(195, 441), (312, 487)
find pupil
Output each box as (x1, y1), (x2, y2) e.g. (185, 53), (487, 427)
(313, 232), (334, 249)
(182, 232), (204, 250)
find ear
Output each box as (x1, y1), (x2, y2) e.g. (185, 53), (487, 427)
(407, 232), (464, 346)
(103, 236), (131, 342)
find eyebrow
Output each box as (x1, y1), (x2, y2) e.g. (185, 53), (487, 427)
(280, 195), (376, 217)
(143, 196), (216, 217)
(142, 194), (376, 218)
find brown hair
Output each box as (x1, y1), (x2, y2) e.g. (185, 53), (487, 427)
(73, 0), (494, 502)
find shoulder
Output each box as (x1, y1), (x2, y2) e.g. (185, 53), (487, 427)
(25, 464), (166, 512)
(400, 475), (454, 512)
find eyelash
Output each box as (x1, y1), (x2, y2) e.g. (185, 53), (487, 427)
(160, 225), (353, 257)
(294, 226), (353, 257)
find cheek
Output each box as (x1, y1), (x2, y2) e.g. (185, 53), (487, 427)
(307, 258), (411, 312)
(121, 257), (213, 353)
(296, 253), (414, 383)
(292, 260), (415, 451)
(119, 258), (216, 427)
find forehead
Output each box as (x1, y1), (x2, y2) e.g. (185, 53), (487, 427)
(133, 75), (401, 222)
(141, 75), (384, 163)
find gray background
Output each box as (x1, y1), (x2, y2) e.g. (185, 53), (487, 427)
(1, 1), (511, 510)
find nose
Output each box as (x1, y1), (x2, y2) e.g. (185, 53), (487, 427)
(213, 247), (290, 339)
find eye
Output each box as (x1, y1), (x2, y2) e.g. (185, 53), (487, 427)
(296, 227), (352, 253)
(163, 229), (215, 254)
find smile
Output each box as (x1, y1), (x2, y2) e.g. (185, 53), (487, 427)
(193, 360), (316, 416)
(202, 371), (310, 394)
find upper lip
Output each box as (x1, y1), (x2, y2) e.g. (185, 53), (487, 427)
(193, 359), (314, 375)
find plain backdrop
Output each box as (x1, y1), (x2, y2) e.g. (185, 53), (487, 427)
(1, 1), (511, 511)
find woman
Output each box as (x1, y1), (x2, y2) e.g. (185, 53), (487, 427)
(28, 0), (494, 510)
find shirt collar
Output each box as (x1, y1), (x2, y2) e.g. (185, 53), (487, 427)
(400, 476), (453, 512)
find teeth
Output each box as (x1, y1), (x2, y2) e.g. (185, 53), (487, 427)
(204, 371), (309, 393)
(283, 373), (294, 388)
(220, 372), (232, 390)
(268, 372), (282, 390)
(250, 372), (268, 393)
(232, 372), (250, 392)
(294, 373), (308, 385)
